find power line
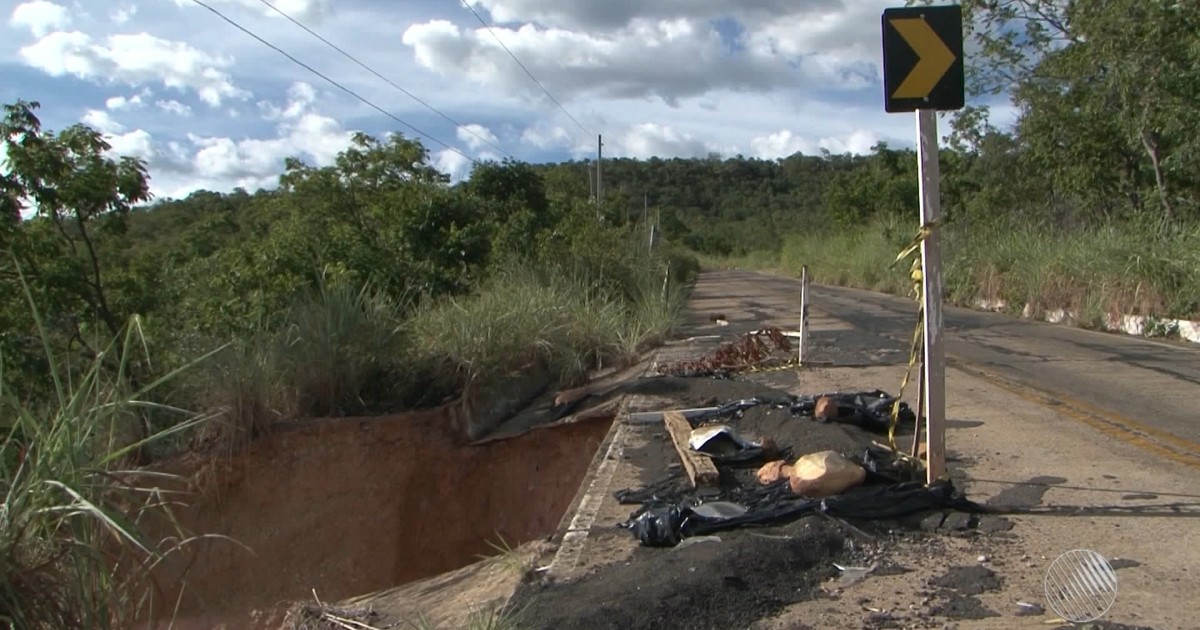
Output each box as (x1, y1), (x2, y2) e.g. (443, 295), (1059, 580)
(255, 0), (515, 160)
(459, 0), (593, 137)
(189, 0), (481, 166)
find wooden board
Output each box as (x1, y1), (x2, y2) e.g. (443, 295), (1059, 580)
(663, 410), (719, 488)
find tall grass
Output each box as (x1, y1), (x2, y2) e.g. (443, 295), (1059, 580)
(408, 260), (685, 392)
(282, 277), (406, 416)
(744, 216), (1200, 324)
(190, 275), (409, 447)
(775, 215), (914, 295)
(1, 269), (219, 629)
(946, 221), (1200, 321)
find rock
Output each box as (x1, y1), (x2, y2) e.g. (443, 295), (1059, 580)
(788, 450), (867, 497)
(756, 460), (787, 484)
(814, 396), (838, 420)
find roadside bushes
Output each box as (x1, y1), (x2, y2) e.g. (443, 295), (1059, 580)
(729, 216), (1200, 325)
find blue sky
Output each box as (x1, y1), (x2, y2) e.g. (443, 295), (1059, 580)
(1, 0), (1016, 200)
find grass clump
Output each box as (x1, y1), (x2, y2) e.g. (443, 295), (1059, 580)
(409, 259), (686, 393)
(187, 273), (410, 449)
(1, 272), (218, 629)
(775, 215), (913, 295)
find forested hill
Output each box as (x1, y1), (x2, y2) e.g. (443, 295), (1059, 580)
(126, 143), (949, 260)
(127, 151), (874, 258)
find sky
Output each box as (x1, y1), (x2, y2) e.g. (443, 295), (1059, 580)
(1, 0), (1017, 201)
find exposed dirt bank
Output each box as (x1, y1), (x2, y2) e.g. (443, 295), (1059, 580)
(137, 406), (614, 629)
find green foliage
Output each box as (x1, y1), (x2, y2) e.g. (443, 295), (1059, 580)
(0, 267), (217, 630)
(911, 0), (1200, 226)
(754, 218), (1200, 323)
(1, 99), (692, 456)
(409, 264), (635, 391)
(1, 101), (154, 399)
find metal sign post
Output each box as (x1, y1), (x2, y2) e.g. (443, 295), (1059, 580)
(881, 4), (962, 483)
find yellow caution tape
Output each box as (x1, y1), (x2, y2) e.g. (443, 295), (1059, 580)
(887, 221), (939, 456)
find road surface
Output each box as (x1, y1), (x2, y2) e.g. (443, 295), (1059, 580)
(695, 270), (1200, 469)
(542, 268), (1200, 629)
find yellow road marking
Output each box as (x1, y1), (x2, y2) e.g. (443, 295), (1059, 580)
(950, 360), (1200, 471)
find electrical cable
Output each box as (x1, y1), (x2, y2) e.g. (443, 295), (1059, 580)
(189, 0), (481, 165)
(256, 0), (515, 159)
(459, 0), (593, 137)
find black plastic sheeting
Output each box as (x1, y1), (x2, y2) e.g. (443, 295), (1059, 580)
(619, 479), (985, 547)
(688, 390), (915, 434)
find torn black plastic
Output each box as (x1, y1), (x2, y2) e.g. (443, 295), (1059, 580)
(619, 480), (984, 547)
(858, 445), (924, 484)
(684, 391), (914, 435)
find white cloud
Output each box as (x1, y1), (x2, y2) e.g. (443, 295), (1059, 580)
(749, 128), (880, 158)
(455, 124), (499, 152)
(82, 109), (125, 134)
(18, 31), (248, 106)
(402, 18), (804, 106)
(172, 0), (330, 23)
(608, 123), (716, 159)
(156, 99), (193, 116)
(520, 124), (573, 150)
(146, 82), (352, 198)
(106, 88), (152, 110)
(258, 82), (317, 120)
(111, 4), (136, 25)
(106, 129), (158, 162)
(469, 0), (838, 32)
(434, 149), (473, 182)
(403, 1), (892, 105)
(9, 0), (70, 38)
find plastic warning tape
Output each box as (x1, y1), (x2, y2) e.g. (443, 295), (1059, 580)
(887, 220), (940, 457)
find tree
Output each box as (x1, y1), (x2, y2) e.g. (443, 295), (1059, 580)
(1, 100), (151, 368)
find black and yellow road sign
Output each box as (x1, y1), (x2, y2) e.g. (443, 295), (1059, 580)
(881, 5), (964, 113)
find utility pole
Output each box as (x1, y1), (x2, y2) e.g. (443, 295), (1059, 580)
(596, 135), (604, 204)
(588, 161), (595, 202)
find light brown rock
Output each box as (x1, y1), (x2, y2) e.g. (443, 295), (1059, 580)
(757, 460), (787, 484)
(814, 396), (838, 420)
(788, 450), (866, 497)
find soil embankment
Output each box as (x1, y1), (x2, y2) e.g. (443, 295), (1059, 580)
(140, 405), (613, 628)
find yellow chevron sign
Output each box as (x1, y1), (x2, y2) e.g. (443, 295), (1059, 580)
(882, 5), (964, 112)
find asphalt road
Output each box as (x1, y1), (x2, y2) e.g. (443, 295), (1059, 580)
(699, 270), (1200, 462)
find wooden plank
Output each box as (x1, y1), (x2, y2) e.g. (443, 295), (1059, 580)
(663, 410), (719, 488)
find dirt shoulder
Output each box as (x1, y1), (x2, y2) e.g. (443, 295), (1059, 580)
(504, 271), (1199, 630)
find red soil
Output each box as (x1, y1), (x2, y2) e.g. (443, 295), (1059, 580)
(136, 406), (612, 629)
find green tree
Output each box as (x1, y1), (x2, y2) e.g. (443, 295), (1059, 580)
(1, 100), (151, 379)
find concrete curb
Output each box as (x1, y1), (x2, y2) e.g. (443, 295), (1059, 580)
(540, 358), (662, 580)
(973, 298), (1200, 344)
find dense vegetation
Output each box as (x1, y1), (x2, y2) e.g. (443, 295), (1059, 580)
(3, 1), (1199, 626)
(0, 101), (695, 627)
